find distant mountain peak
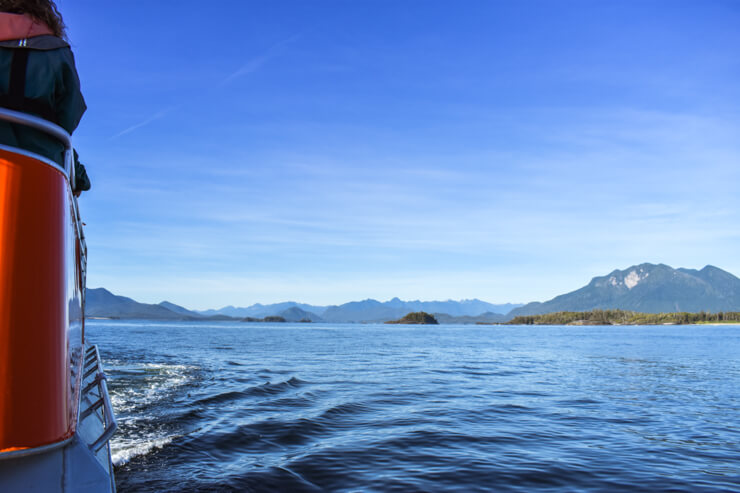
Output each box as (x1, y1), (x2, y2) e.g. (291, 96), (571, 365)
(509, 263), (740, 317)
(86, 288), (189, 320)
(604, 268), (650, 290)
(700, 264), (727, 274)
(159, 301), (201, 317)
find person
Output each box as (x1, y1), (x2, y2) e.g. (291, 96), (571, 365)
(0, 0), (90, 194)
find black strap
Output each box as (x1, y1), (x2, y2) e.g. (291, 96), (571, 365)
(0, 48), (58, 124)
(8, 47), (29, 108)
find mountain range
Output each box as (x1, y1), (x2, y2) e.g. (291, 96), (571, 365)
(85, 289), (521, 323)
(198, 302), (329, 319)
(196, 298), (519, 320)
(317, 298), (520, 323)
(85, 263), (740, 323)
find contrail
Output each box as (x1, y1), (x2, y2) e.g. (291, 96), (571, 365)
(219, 33), (302, 86)
(110, 33), (302, 139)
(110, 105), (180, 140)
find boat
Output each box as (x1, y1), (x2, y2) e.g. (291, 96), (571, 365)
(0, 108), (117, 491)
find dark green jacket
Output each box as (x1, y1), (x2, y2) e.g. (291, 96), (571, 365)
(0, 35), (86, 170)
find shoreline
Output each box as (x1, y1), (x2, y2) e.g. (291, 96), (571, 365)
(693, 321), (740, 326)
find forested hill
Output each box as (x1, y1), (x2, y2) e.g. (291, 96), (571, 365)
(507, 264), (740, 317)
(86, 288), (232, 320)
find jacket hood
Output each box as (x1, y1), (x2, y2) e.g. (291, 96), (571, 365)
(0, 12), (54, 42)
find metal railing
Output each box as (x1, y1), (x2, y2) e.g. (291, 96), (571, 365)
(0, 107), (75, 188)
(81, 345), (117, 453)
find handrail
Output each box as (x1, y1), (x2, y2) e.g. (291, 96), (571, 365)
(0, 107), (75, 188)
(82, 346), (118, 454)
(0, 107), (71, 149)
(90, 377), (117, 453)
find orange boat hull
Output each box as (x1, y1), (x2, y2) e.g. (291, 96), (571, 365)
(0, 149), (84, 451)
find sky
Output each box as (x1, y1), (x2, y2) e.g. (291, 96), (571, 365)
(57, 0), (740, 310)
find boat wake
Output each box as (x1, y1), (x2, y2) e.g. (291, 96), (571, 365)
(111, 436), (173, 467)
(105, 361), (197, 466)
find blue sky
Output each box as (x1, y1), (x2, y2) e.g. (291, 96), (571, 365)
(58, 0), (740, 309)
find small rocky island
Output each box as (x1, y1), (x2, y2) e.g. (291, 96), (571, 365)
(385, 312), (439, 325)
(242, 316), (287, 323)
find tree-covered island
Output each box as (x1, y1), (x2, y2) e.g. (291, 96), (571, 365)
(386, 312), (439, 325)
(242, 316), (287, 323)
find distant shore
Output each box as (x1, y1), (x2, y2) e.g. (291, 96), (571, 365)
(694, 321), (740, 326)
(505, 309), (740, 326)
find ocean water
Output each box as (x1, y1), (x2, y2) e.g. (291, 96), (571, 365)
(88, 320), (740, 492)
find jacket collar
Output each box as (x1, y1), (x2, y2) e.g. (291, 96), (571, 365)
(0, 35), (67, 50)
(0, 12), (54, 42)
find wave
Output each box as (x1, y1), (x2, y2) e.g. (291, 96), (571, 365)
(112, 435), (174, 466)
(106, 361), (199, 467)
(189, 377), (307, 407)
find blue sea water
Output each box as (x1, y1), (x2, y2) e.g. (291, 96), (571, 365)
(89, 321), (740, 492)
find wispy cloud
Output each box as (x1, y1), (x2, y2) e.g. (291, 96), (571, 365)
(219, 33), (302, 86)
(109, 105), (181, 140)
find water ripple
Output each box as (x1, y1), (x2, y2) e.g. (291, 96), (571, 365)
(86, 321), (740, 492)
